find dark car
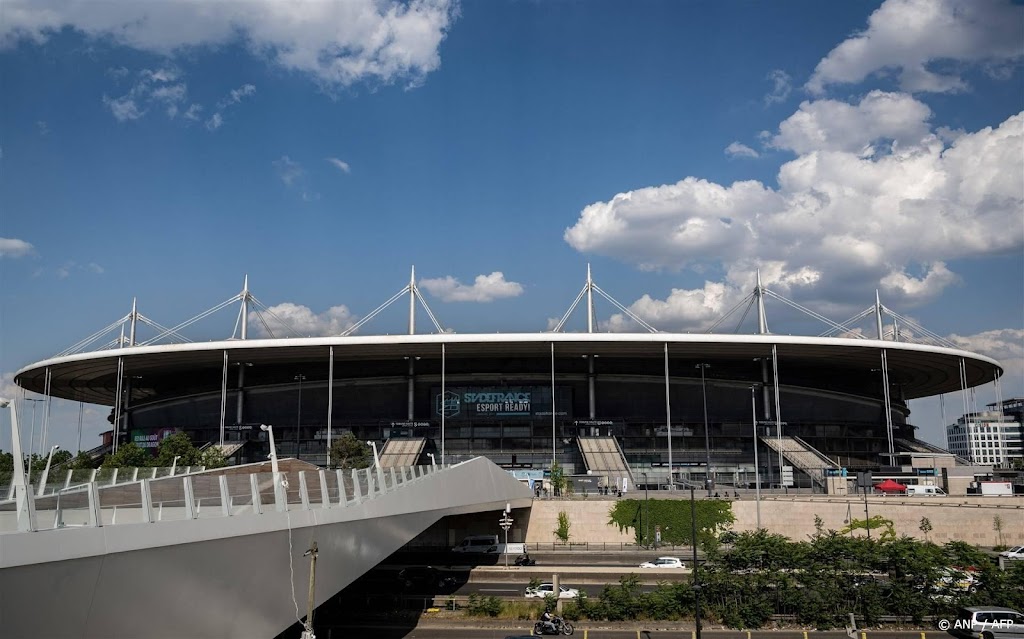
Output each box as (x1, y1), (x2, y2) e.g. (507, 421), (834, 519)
(397, 566), (451, 592)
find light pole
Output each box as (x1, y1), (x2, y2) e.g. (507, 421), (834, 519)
(696, 363), (712, 497)
(690, 486), (702, 639)
(641, 471), (650, 548)
(427, 452), (436, 467)
(171, 455), (181, 476)
(499, 504), (514, 569)
(366, 440), (381, 469)
(261, 424), (288, 506)
(294, 374), (306, 461)
(750, 385), (761, 530)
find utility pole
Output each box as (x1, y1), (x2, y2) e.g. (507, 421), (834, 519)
(301, 541), (318, 639)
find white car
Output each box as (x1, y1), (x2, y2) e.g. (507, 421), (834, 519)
(639, 556), (684, 569)
(524, 583), (579, 599)
(999, 546), (1024, 559)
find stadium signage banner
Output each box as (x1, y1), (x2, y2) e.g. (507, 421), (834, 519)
(433, 386), (571, 420)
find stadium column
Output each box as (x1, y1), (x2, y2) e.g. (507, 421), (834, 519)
(441, 342), (446, 465)
(551, 342), (556, 468)
(327, 346), (334, 462)
(219, 351), (228, 446)
(664, 343), (672, 490)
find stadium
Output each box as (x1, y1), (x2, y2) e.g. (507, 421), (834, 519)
(12, 271), (1004, 491)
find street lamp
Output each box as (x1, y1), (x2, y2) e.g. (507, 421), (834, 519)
(427, 452), (436, 467)
(750, 385), (762, 530)
(641, 471), (650, 548)
(499, 503), (514, 570)
(695, 363), (712, 498)
(366, 440), (381, 469)
(294, 374), (306, 461)
(171, 455), (181, 476)
(690, 486), (703, 639)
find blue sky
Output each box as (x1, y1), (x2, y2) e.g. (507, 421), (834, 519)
(1, 0), (1022, 453)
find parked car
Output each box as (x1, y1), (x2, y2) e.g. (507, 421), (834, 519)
(998, 546), (1024, 560)
(947, 606), (1024, 638)
(639, 556), (684, 569)
(525, 583), (580, 599)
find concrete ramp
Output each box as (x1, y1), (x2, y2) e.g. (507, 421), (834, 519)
(380, 437), (427, 467)
(760, 435), (839, 488)
(0, 457), (530, 639)
(578, 436), (633, 487)
(895, 438), (969, 465)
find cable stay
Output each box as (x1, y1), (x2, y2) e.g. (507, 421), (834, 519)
(703, 290), (757, 334)
(342, 266), (446, 336)
(552, 265), (658, 333)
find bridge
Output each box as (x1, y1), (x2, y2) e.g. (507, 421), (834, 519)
(0, 400), (531, 639)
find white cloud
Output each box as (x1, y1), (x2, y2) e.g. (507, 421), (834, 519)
(948, 328), (1024, 393)
(218, 84), (256, 108)
(763, 69), (791, 105)
(565, 102), (1023, 322)
(103, 67), (186, 122)
(725, 142), (759, 159)
(249, 303), (357, 337)
(103, 94), (143, 121)
(0, 237), (34, 258)
(326, 157), (351, 173)
(2, 0), (459, 89)
(205, 113), (223, 131)
(36, 120), (49, 135)
(419, 272), (525, 302)
(807, 0), (1024, 94)
(183, 104), (203, 121)
(55, 261), (104, 279)
(273, 155), (304, 186)
(772, 91), (932, 155)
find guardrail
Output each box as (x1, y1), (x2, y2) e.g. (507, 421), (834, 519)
(0, 463), (448, 533)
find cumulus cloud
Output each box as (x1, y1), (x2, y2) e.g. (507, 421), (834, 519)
(419, 272), (524, 302)
(763, 69), (791, 105)
(205, 113), (223, 131)
(0, 237), (34, 258)
(772, 91), (933, 155)
(948, 328), (1024, 392)
(2, 0), (459, 90)
(807, 0), (1024, 94)
(249, 303), (357, 337)
(326, 157), (351, 173)
(725, 142), (759, 159)
(565, 101), (1023, 327)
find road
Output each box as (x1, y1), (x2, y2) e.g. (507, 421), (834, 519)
(315, 626), (952, 639)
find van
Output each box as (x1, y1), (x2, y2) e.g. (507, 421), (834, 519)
(451, 535), (525, 554)
(907, 485), (946, 496)
(451, 535), (499, 553)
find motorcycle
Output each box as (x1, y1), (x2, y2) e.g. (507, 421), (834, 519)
(533, 616), (574, 635)
(514, 553), (536, 566)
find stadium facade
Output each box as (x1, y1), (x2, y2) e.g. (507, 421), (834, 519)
(12, 274), (1005, 489)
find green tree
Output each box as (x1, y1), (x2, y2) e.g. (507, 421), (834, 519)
(101, 442), (151, 468)
(554, 510), (571, 542)
(67, 450), (97, 470)
(549, 461), (567, 497)
(993, 515), (1005, 548)
(329, 432), (372, 469)
(0, 450), (14, 473)
(919, 516), (933, 542)
(154, 432), (202, 467)
(200, 446), (228, 469)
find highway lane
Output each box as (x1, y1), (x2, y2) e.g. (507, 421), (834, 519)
(317, 625), (951, 639)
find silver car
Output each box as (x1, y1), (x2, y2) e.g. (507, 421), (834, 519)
(948, 607), (1024, 639)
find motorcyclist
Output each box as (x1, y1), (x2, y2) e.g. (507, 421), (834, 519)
(540, 609), (557, 634)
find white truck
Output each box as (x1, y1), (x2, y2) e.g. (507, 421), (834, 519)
(979, 481), (1013, 496)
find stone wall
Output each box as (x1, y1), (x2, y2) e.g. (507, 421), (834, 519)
(525, 496), (1024, 546)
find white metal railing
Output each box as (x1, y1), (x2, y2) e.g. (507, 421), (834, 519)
(0, 463), (447, 534)
(1, 466), (206, 502)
